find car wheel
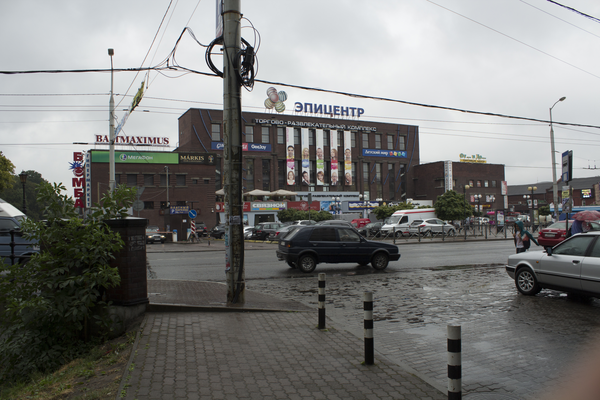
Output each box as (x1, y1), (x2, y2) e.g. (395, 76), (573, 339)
(371, 252), (389, 270)
(395, 231), (403, 238)
(287, 261), (296, 269)
(298, 255), (317, 273)
(515, 268), (541, 295)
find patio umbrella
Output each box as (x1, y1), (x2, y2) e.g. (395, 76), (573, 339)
(215, 188), (225, 195)
(244, 189), (272, 196)
(572, 210), (600, 221)
(270, 189), (297, 196)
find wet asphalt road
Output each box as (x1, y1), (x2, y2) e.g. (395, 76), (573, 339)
(147, 239), (600, 399)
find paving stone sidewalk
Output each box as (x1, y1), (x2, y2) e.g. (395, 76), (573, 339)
(120, 280), (446, 400)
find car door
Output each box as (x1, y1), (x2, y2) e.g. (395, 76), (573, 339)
(580, 237), (600, 295)
(336, 227), (365, 263)
(307, 227), (338, 263)
(539, 235), (595, 290)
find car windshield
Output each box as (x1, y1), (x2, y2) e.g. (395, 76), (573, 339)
(410, 220), (423, 226)
(146, 226), (159, 232)
(387, 215), (401, 224)
(284, 227), (302, 240)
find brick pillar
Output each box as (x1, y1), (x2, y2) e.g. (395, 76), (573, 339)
(104, 218), (149, 306)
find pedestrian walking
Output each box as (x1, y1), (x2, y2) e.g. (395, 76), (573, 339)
(514, 220), (539, 253)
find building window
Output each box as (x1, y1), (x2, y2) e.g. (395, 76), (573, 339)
(262, 159), (270, 191)
(363, 162), (369, 183)
(469, 180), (474, 187)
(261, 126), (270, 143)
(176, 174), (186, 186)
(387, 135), (394, 150)
(375, 134), (381, 149)
(398, 136), (406, 151)
(484, 180), (489, 188)
(245, 125), (254, 143)
(352, 162), (357, 186)
(323, 130), (329, 147)
(246, 159), (254, 191)
(492, 180), (497, 187)
(160, 174), (168, 186)
(143, 201), (154, 210)
(144, 174), (154, 186)
(160, 201), (169, 209)
(362, 133), (369, 149)
(127, 174), (137, 187)
(309, 129), (315, 146)
(311, 160), (316, 184)
(294, 128), (300, 145)
(277, 127), (284, 144)
(375, 163), (381, 183)
(477, 180), (482, 188)
(278, 160), (285, 188)
(351, 132), (356, 148)
(337, 131), (343, 146)
(211, 123), (221, 141)
(203, 178), (210, 184)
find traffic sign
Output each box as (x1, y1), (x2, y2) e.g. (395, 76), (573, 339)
(188, 209), (197, 219)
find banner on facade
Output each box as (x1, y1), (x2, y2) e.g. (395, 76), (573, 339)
(330, 130), (338, 186)
(301, 128), (310, 185)
(344, 130), (352, 185)
(286, 127), (295, 185)
(316, 129), (324, 185)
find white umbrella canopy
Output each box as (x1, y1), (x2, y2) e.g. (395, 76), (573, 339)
(244, 189), (272, 196)
(270, 189), (297, 196)
(215, 188), (225, 195)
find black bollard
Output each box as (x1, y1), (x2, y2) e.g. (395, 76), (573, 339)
(318, 273), (326, 329)
(364, 292), (374, 365)
(448, 325), (461, 400)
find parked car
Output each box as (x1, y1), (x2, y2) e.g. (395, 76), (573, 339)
(268, 225), (305, 242)
(250, 222), (283, 241)
(243, 225), (255, 239)
(351, 218), (371, 229)
(276, 225), (401, 273)
(316, 220), (352, 226)
(537, 220), (573, 248)
(211, 224), (227, 239)
(146, 225), (166, 244)
(537, 220), (600, 249)
(196, 222), (208, 237)
(358, 221), (384, 237)
(407, 219), (457, 236)
(0, 216), (38, 265)
(506, 231), (600, 298)
(290, 220), (318, 226)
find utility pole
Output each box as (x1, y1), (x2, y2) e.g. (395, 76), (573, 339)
(223, 0), (245, 304)
(108, 48), (116, 192)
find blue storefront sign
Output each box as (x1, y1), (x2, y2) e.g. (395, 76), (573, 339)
(211, 142), (272, 152)
(362, 149), (407, 158)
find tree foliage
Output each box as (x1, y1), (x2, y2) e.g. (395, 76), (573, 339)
(0, 151), (15, 193)
(434, 190), (473, 221)
(372, 202), (414, 221)
(0, 170), (50, 221)
(0, 183), (135, 383)
(277, 209), (333, 223)
(538, 205), (551, 216)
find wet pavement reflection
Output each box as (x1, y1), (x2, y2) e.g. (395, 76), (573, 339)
(248, 264), (600, 398)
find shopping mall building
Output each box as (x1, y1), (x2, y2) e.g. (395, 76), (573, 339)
(87, 101), (421, 239)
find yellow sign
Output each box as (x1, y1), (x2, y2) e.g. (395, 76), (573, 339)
(459, 153), (487, 163)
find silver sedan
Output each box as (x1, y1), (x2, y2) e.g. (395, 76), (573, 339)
(506, 231), (600, 297)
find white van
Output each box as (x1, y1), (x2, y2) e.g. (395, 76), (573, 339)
(380, 208), (437, 237)
(0, 198), (26, 222)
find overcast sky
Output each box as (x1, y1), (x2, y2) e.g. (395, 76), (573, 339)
(2, 0), (600, 192)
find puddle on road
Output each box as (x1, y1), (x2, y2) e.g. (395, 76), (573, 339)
(429, 264), (504, 271)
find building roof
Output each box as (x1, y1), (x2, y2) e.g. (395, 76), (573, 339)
(508, 176), (600, 195)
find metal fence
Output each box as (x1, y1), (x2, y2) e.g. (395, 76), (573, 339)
(0, 229), (34, 266)
(361, 222), (552, 243)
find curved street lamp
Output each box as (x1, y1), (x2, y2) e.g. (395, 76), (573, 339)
(550, 96), (566, 219)
(463, 184), (470, 239)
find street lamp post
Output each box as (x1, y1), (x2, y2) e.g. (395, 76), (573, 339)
(359, 193), (367, 219)
(19, 171), (27, 214)
(550, 96), (566, 219)
(527, 186), (537, 227)
(108, 48), (116, 192)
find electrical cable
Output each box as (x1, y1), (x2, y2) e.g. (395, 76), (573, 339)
(545, 0), (600, 24)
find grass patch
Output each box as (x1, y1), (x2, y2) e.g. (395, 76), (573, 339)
(0, 321), (140, 400)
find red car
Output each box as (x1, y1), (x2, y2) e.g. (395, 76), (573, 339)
(537, 220), (600, 248)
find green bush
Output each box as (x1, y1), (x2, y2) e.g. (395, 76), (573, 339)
(277, 209), (333, 223)
(0, 183), (135, 383)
